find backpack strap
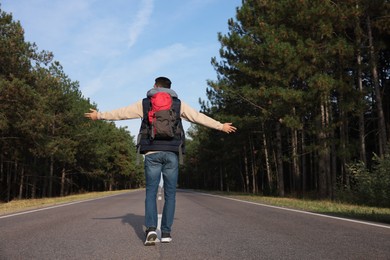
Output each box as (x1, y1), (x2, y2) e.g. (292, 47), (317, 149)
(136, 98), (151, 165)
(172, 98), (185, 165)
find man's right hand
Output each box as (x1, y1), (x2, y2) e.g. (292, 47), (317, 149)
(221, 123), (237, 134)
(84, 108), (99, 121)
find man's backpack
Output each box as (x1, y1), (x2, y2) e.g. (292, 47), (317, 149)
(136, 91), (185, 165)
(148, 92), (176, 140)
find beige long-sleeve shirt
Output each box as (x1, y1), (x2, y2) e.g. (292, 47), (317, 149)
(97, 99), (224, 131)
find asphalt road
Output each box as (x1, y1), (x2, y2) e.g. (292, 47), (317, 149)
(0, 190), (389, 260)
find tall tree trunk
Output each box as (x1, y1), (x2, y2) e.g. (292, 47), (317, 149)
(331, 134), (337, 200)
(238, 155), (244, 192)
(31, 174), (37, 199)
(60, 167), (66, 197)
(6, 162), (12, 202)
(251, 160), (256, 194)
(325, 100), (332, 198)
(356, 32), (367, 164)
(262, 129), (272, 193)
(109, 174), (114, 191)
(330, 110), (338, 200)
(239, 158), (246, 192)
(12, 160), (18, 199)
(339, 92), (348, 191)
(275, 120), (285, 196)
(244, 146), (250, 193)
(249, 134), (258, 194)
(353, 0), (367, 167)
(49, 120), (56, 197)
(318, 97), (331, 199)
(367, 15), (387, 157)
(49, 155), (54, 197)
(18, 167), (24, 199)
(357, 53), (367, 163)
(291, 108), (300, 193)
(291, 129), (301, 192)
(301, 127), (307, 193)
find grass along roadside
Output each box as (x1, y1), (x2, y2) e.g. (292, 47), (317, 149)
(211, 192), (390, 225)
(0, 189), (138, 216)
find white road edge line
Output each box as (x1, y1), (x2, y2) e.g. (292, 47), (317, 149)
(0, 192), (130, 219)
(197, 191), (390, 230)
(156, 213), (162, 242)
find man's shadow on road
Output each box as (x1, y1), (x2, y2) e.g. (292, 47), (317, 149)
(93, 213), (145, 242)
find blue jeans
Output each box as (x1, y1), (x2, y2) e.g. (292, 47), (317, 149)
(144, 151), (179, 233)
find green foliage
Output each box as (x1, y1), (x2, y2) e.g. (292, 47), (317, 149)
(347, 153), (390, 207)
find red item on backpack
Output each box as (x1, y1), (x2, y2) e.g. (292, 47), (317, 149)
(148, 92), (176, 140)
(148, 92), (172, 123)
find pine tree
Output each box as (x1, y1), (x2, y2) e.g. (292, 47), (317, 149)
(188, 0), (390, 200)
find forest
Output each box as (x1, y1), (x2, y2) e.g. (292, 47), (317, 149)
(1, 0), (390, 208)
(179, 0), (390, 207)
(0, 6), (144, 202)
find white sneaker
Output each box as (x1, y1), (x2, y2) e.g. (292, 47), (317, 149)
(161, 233), (172, 243)
(144, 229), (157, 246)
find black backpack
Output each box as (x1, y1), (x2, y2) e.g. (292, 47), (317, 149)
(147, 92), (176, 140)
(136, 94), (185, 164)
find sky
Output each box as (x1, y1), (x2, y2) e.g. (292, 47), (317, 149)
(1, 0), (242, 137)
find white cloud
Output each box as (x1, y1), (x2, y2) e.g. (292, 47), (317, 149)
(128, 0), (154, 48)
(136, 43), (196, 73)
(81, 42), (197, 97)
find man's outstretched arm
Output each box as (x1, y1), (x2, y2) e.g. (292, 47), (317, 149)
(84, 101), (143, 121)
(180, 102), (237, 134)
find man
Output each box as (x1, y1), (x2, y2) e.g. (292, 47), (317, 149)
(84, 77), (237, 246)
